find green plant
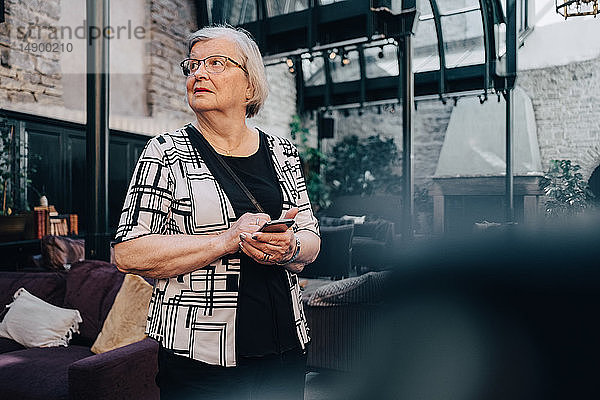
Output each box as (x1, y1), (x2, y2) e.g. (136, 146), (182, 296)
(0, 124), (37, 216)
(539, 159), (595, 217)
(1, 125), (17, 216)
(325, 134), (400, 196)
(290, 115), (331, 211)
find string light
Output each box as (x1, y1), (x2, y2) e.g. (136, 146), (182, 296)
(556, 0), (598, 18)
(341, 50), (350, 66)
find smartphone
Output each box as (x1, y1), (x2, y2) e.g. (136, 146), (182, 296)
(259, 218), (295, 233)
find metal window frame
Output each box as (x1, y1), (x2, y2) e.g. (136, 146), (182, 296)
(195, 0), (519, 233)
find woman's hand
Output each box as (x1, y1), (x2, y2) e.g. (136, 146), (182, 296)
(222, 212), (271, 254)
(239, 208), (299, 265)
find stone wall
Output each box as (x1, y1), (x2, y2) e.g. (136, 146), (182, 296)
(0, 0), (198, 126)
(0, 0), (63, 106)
(147, 0), (197, 121)
(518, 56), (600, 180)
(301, 100), (453, 188)
(249, 63), (297, 139)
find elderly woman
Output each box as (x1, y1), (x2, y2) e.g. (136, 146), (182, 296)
(113, 25), (320, 400)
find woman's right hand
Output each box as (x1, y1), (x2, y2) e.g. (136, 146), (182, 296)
(223, 212), (271, 254)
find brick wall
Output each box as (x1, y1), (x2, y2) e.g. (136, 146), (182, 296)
(0, 0), (63, 106)
(249, 63), (297, 139)
(518, 56), (600, 179)
(0, 0), (198, 125)
(301, 100), (453, 188)
(147, 0), (197, 121)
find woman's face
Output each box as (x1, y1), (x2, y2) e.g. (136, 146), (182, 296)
(186, 38), (251, 117)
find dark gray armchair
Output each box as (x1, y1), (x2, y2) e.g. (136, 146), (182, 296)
(299, 224), (354, 280)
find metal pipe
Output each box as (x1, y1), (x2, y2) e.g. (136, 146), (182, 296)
(428, 0), (446, 99)
(419, 5), (481, 20)
(479, 0), (492, 96)
(85, 0), (110, 261)
(505, 88), (514, 222)
(505, 0), (517, 223)
(400, 36), (414, 240)
(358, 45), (366, 108)
(261, 35), (388, 63)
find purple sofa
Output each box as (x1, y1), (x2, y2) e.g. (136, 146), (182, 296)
(0, 260), (159, 400)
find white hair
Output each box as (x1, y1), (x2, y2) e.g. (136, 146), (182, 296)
(187, 24), (268, 118)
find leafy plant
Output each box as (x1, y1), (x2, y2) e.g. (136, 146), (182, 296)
(290, 115), (332, 211)
(1, 125), (18, 216)
(0, 124), (37, 216)
(325, 134), (400, 196)
(539, 159), (594, 217)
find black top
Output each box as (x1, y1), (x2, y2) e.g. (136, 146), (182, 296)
(186, 125), (300, 358)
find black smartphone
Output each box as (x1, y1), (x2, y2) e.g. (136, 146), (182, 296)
(259, 218), (295, 233)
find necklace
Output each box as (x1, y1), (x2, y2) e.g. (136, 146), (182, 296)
(202, 133), (244, 156)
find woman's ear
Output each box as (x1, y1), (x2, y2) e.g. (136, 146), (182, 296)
(245, 81), (254, 100)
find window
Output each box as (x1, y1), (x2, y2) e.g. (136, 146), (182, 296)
(518, 0), (530, 35)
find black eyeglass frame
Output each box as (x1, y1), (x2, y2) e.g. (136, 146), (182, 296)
(180, 55), (248, 76)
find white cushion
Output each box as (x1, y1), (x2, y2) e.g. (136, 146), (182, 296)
(341, 215), (366, 224)
(0, 288), (82, 348)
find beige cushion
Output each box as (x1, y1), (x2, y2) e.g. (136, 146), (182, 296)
(0, 288), (82, 348)
(91, 274), (153, 354)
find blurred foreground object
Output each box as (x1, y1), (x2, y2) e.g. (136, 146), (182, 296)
(344, 217), (600, 399)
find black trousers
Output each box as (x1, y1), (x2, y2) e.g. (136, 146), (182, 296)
(156, 346), (307, 400)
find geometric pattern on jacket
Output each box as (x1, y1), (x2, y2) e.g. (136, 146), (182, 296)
(114, 125), (320, 366)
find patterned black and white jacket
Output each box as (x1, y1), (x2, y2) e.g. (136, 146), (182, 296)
(114, 125), (320, 367)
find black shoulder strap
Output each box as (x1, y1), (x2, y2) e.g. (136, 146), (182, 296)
(185, 124), (265, 214)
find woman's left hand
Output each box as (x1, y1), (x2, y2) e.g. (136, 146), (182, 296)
(239, 208), (298, 265)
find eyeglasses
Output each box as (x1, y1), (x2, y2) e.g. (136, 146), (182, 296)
(180, 55), (248, 76)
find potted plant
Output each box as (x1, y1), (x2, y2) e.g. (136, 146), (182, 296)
(325, 134), (401, 196)
(540, 159), (595, 218)
(290, 115), (332, 211)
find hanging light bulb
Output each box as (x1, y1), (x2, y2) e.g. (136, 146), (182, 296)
(341, 50), (350, 66)
(286, 58), (294, 68)
(329, 49), (338, 60)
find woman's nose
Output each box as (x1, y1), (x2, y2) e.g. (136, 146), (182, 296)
(193, 62), (210, 79)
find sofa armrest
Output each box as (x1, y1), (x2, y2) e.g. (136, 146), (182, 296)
(68, 337), (159, 400)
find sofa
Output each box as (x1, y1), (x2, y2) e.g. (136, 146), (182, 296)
(318, 216), (396, 274)
(0, 260), (159, 400)
(299, 224), (354, 280)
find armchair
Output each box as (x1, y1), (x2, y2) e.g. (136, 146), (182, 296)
(299, 224), (354, 280)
